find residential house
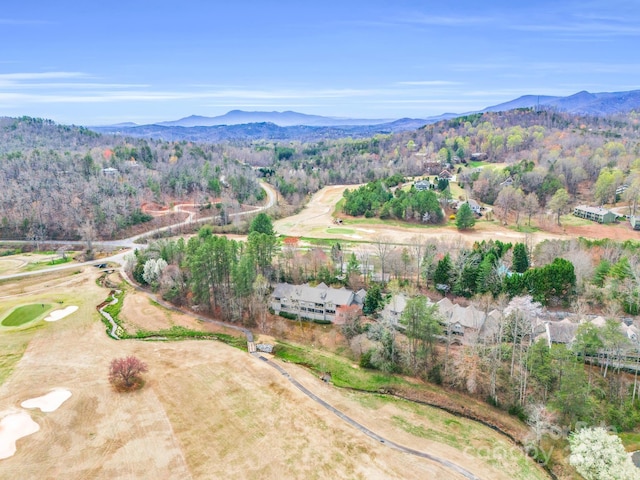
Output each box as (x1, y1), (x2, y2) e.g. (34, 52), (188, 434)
(102, 167), (119, 176)
(616, 184), (629, 196)
(470, 152), (488, 161)
(478, 309), (503, 341)
(458, 199), (482, 215)
(414, 180), (431, 191)
(270, 282), (364, 324)
(437, 298), (486, 341)
(381, 294), (408, 325)
(438, 169), (453, 180)
(573, 205), (617, 224)
(500, 176), (514, 187)
(536, 319), (579, 347)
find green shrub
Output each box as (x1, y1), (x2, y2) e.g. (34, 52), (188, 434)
(359, 349), (375, 369)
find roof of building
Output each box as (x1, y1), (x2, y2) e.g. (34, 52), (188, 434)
(437, 299), (485, 329)
(272, 282), (355, 306)
(574, 205), (614, 216)
(546, 319), (579, 344)
(479, 309), (502, 340)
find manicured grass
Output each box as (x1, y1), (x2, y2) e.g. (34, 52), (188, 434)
(468, 161), (488, 168)
(1, 303), (51, 326)
(275, 341), (409, 391)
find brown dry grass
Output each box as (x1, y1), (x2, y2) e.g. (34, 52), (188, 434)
(0, 267), (547, 480)
(274, 184), (640, 248)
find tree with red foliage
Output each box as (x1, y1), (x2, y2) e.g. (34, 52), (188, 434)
(109, 356), (148, 391)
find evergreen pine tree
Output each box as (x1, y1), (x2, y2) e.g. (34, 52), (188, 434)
(455, 203), (475, 230)
(433, 254), (453, 295)
(512, 243), (529, 273)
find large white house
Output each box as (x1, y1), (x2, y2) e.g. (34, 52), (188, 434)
(271, 282), (365, 324)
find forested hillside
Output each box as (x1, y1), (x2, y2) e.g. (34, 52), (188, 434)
(0, 117), (263, 240)
(264, 109), (640, 214)
(4, 108), (640, 241)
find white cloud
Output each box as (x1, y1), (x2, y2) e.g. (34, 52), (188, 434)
(0, 72), (86, 81)
(396, 80), (462, 86)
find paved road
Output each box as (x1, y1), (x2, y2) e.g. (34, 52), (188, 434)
(0, 179), (488, 479)
(0, 181), (277, 282)
(255, 354), (481, 479)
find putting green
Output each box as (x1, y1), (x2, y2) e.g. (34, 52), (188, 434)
(1, 304), (52, 327)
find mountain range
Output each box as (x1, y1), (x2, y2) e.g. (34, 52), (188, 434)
(91, 89), (640, 142)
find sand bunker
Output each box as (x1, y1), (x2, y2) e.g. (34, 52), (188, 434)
(0, 411), (40, 459)
(21, 389), (72, 413)
(44, 306), (78, 322)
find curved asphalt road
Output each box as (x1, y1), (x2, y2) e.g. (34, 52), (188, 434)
(0, 181), (277, 282)
(0, 180), (486, 479)
(255, 354), (480, 480)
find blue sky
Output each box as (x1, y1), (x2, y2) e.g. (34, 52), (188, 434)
(1, 0), (639, 125)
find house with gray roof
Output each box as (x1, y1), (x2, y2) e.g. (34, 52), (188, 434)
(270, 282), (364, 324)
(414, 179), (431, 191)
(535, 319), (579, 347)
(573, 205), (617, 224)
(437, 298), (486, 342)
(458, 199), (482, 215)
(381, 294), (408, 325)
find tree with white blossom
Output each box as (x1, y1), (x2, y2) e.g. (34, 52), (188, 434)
(143, 258), (168, 286)
(569, 427), (638, 480)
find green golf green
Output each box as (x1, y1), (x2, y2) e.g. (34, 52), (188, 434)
(1, 304), (52, 327)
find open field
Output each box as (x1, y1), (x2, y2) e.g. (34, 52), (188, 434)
(275, 184), (640, 246)
(0, 266), (547, 479)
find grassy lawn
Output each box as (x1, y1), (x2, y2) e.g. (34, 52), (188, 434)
(507, 224), (541, 233)
(24, 256), (74, 272)
(275, 345), (548, 480)
(448, 182), (466, 199)
(620, 432), (640, 451)
(558, 214), (594, 227)
(275, 341), (411, 391)
(1, 303), (52, 326)
(468, 160), (488, 168)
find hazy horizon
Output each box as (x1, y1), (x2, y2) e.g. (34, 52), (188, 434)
(2, 0), (639, 125)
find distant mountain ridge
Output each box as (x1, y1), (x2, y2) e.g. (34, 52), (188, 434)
(483, 89), (640, 116)
(157, 110), (393, 127)
(92, 89), (640, 141)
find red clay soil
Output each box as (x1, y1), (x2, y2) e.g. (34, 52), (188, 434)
(550, 222), (640, 242)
